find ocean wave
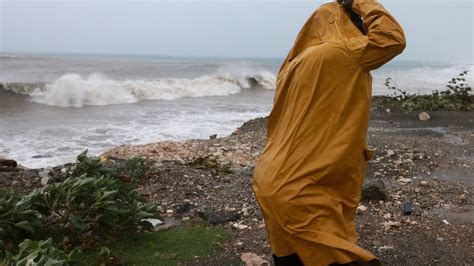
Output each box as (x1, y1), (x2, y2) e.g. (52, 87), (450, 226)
(1, 71), (276, 108)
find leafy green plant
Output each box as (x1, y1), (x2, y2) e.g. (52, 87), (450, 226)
(3, 238), (76, 266)
(69, 150), (149, 184)
(386, 70), (473, 111)
(0, 189), (42, 251)
(1, 152), (159, 264)
(38, 176), (156, 236)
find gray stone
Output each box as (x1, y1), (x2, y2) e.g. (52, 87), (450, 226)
(362, 180), (389, 201)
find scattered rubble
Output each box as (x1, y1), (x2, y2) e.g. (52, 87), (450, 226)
(2, 109), (473, 265)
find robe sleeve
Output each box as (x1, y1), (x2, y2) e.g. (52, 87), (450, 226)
(347, 0), (406, 71)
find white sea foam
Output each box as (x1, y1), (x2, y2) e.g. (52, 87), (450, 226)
(17, 70), (276, 107)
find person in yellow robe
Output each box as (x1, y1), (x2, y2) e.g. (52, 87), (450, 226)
(252, 0), (406, 265)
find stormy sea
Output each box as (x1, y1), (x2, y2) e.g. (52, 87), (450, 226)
(0, 54), (472, 168)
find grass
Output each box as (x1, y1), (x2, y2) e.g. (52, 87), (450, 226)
(81, 223), (230, 265)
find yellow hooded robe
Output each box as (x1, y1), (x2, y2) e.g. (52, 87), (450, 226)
(252, 0), (406, 265)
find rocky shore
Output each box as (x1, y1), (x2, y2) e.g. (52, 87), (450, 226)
(1, 100), (473, 265)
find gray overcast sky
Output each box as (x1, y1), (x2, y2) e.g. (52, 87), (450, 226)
(1, 0), (473, 63)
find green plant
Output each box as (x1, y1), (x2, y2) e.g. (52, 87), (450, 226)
(1, 152), (159, 263)
(0, 189), (42, 250)
(69, 150), (149, 184)
(3, 238), (76, 266)
(38, 176), (156, 236)
(386, 70), (473, 111)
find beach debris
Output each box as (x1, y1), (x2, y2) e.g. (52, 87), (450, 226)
(141, 218), (163, 227)
(209, 134), (218, 139)
(418, 112), (431, 121)
(240, 252), (269, 266)
(362, 180), (388, 201)
(401, 202), (413, 215)
(442, 219), (450, 225)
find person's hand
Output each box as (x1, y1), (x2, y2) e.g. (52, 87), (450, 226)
(337, 0), (354, 11)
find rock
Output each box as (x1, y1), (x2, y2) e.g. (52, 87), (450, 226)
(419, 112), (431, 121)
(202, 209), (240, 225)
(386, 150), (395, 156)
(384, 221), (402, 229)
(398, 178), (412, 184)
(402, 202), (413, 215)
(356, 205), (368, 213)
(362, 180), (389, 201)
(138, 184), (162, 196)
(458, 194), (466, 203)
(420, 180), (428, 186)
(40, 175), (50, 186)
(209, 134), (218, 139)
(240, 252), (269, 266)
(176, 202), (192, 214)
(0, 159), (17, 168)
(233, 223), (249, 230)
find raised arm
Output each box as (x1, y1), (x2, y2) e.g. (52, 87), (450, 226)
(343, 0), (406, 71)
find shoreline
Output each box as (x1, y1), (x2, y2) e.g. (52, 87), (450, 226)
(1, 100), (473, 264)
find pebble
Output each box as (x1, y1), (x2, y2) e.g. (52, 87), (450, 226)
(402, 202), (413, 215)
(420, 180), (428, 186)
(357, 205), (368, 213)
(384, 221), (402, 229)
(419, 112), (431, 121)
(233, 223), (249, 230)
(398, 178), (412, 184)
(240, 252), (268, 266)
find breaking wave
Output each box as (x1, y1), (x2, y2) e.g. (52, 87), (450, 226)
(1, 71), (276, 108)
